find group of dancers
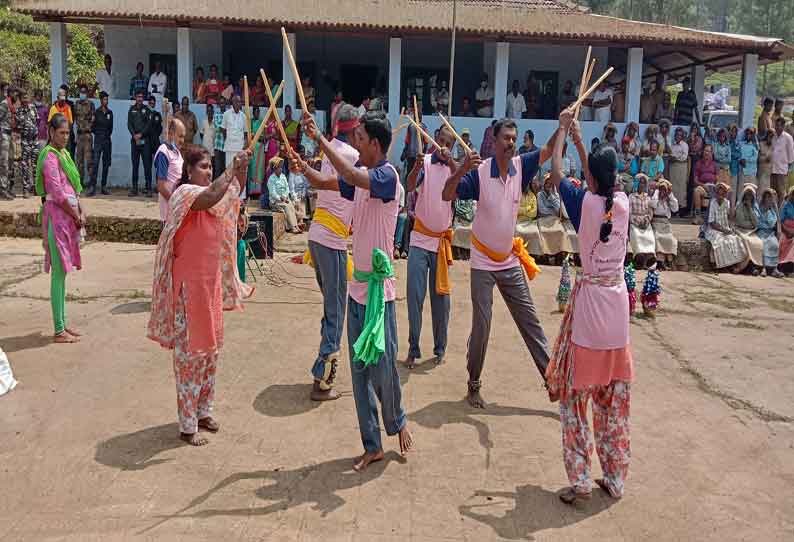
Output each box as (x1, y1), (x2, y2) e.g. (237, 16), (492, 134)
(132, 99), (632, 501)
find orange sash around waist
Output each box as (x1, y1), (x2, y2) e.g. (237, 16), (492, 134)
(413, 216), (453, 295)
(471, 232), (540, 280)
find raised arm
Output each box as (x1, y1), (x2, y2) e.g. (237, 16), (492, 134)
(442, 151), (481, 201)
(406, 152), (425, 193)
(192, 150), (250, 211)
(549, 108), (574, 191)
(569, 119), (591, 190)
(539, 125), (562, 165)
(289, 154), (340, 192)
(302, 114), (371, 189)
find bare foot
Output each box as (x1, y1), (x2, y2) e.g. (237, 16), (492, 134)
(53, 332), (79, 344)
(180, 432), (209, 446)
(559, 487), (592, 505)
(467, 389), (486, 409)
(197, 417), (220, 433)
(353, 450), (384, 472)
(65, 327), (82, 337)
(398, 426), (414, 456)
(594, 478), (621, 499)
(402, 355), (416, 369)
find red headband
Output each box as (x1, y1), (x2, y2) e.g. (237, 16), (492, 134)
(337, 118), (360, 133)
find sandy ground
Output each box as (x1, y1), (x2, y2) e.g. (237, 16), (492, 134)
(1, 236), (793, 542)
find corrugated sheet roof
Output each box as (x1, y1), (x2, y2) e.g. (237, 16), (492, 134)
(10, 0), (790, 53)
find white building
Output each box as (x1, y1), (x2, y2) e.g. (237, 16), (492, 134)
(12, 0), (793, 187)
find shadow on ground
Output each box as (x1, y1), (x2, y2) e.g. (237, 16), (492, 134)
(0, 332), (52, 354)
(460, 485), (617, 540)
(410, 400), (559, 467)
(110, 301), (151, 315)
(95, 423), (185, 470)
(141, 452), (401, 533)
(252, 383), (327, 417)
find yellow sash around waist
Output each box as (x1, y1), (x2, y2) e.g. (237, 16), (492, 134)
(303, 207), (353, 279)
(471, 232), (540, 280)
(412, 216), (453, 295)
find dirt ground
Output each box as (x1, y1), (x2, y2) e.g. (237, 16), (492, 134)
(1, 236), (793, 542)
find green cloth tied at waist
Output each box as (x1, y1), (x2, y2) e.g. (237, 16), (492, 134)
(352, 248), (395, 366)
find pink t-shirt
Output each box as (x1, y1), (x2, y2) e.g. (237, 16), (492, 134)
(348, 164), (402, 306)
(410, 154), (454, 252)
(572, 191), (630, 349)
(154, 143), (184, 222)
(470, 156), (523, 271)
(308, 138), (358, 251)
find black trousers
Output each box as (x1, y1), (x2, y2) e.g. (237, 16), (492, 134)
(91, 137), (112, 188)
(130, 140), (152, 191)
(214, 149), (226, 177)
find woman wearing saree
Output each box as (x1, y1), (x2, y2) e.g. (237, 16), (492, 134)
(686, 122), (704, 215)
(650, 179), (678, 269)
(756, 188), (783, 277)
(628, 174), (655, 268)
(668, 127), (689, 209)
(779, 187), (794, 275)
(148, 145), (254, 446)
(37, 113), (85, 344)
(704, 182), (749, 273)
(733, 184), (764, 275)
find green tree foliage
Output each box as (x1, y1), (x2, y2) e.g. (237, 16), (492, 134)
(66, 23), (103, 91)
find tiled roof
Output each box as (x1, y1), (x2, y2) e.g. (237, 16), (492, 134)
(10, 0), (790, 54)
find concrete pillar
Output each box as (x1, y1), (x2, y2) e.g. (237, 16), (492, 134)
(282, 32), (297, 110)
(738, 54), (757, 130)
(177, 27), (193, 102)
(388, 37), (402, 124)
(691, 63), (706, 116)
(624, 47), (643, 123)
(49, 22), (68, 101)
(493, 42), (510, 118)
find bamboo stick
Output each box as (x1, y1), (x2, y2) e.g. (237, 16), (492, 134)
(404, 115), (442, 152)
(246, 81), (284, 153)
(412, 95), (422, 154)
(572, 67), (615, 110)
(281, 27), (308, 113)
(437, 111), (471, 154)
(260, 68), (293, 155)
(574, 59), (596, 120)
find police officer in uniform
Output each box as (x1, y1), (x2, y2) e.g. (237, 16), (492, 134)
(89, 91), (113, 196)
(73, 83), (95, 183)
(127, 90), (151, 197)
(15, 89), (38, 198)
(0, 87), (13, 200)
(145, 94), (163, 198)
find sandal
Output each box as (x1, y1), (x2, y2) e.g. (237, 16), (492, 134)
(559, 487), (592, 505)
(197, 417), (220, 433)
(595, 478), (621, 499)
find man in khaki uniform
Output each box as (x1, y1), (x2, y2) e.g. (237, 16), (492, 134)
(73, 83), (95, 182)
(0, 86), (13, 200)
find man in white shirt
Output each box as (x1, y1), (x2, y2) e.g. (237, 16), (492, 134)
(475, 73), (494, 118)
(148, 61), (167, 110)
(95, 54), (116, 98)
(592, 80), (613, 123)
(505, 80), (527, 120)
(222, 95), (248, 192)
(199, 103), (215, 154)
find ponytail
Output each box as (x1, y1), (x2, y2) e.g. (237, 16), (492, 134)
(588, 143), (618, 243)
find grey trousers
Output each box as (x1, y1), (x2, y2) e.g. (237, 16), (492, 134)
(406, 246), (450, 359)
(467, 266), (550, 388)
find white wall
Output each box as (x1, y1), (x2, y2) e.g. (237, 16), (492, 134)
(507, 44), (608, 92)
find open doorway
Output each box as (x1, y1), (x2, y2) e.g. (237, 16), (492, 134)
(340, 64), (378, 108)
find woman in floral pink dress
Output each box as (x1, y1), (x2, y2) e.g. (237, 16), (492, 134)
(147, 145), (253, 446)
(36, 113), (85, 344)
(546, 109), (633, 505)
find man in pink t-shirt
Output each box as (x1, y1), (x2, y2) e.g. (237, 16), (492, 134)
(297, 111), (414, 473)
(403, 127), (456, 368)
(443, 118), (559, 408)
(305, 104), (359, 401)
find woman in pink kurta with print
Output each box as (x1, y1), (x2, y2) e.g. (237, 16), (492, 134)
(547, 110), (633, 505)
(147, 145), (253, 446)
(38, 114), (85, 344)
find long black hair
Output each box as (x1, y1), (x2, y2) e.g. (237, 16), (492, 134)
(587, 143), (618, 243)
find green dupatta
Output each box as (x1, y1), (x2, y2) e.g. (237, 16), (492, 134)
(35, 145), (83, 197)
(351, 248), (395, 366)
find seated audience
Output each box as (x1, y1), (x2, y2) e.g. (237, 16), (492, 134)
(703, 182), (749, 273)
(779, 187), (794, 275)
(650, 178), (679, 269)
(693, 144), (719, 224)
(733, 184), (764, 275)
(628, 174), (656, 268)
(756, 187), (784, 277)
(267, 157), (302, 234)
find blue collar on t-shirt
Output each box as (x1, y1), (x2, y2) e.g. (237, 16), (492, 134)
(489, 156), (516, 179)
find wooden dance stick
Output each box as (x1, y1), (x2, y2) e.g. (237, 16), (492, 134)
(404, 115), (443, 152)
(412, 95), (422, 154)
(572, 67), (615, 111)
(437, 112), (471, 154)
(574, 59), (596, 120)
(575, 46), (592, 107)
(281, 27), (309, 113)
(259, 68), (293, 155)
(246, 81), (284, 152)
(243, 75), (252, 147)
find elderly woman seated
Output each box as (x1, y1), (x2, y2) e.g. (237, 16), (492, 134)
(650, 178), (679, 270)
(628, 174), (656, 268)
(779, 187), (794, 276)
(704, 182), (748, 273)
(756, 188), (784, 277)
(733, 184), (765, 275)
(537, 173), (574, 263)
(515, 176), (543, 257)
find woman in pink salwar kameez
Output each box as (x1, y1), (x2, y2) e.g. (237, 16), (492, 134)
(147, 144), (254, 446)
(547, 109), (633, 505)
